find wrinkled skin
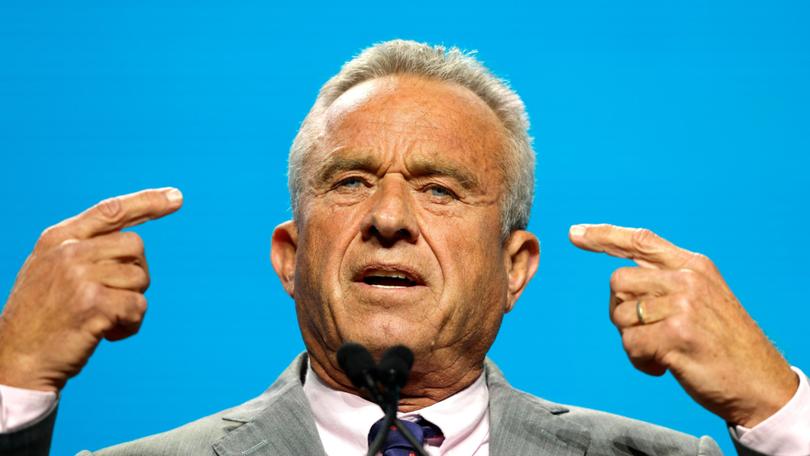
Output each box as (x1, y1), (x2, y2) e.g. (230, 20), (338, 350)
(270, 75), (540, 410)
(0, 189), (183, 392)
(0, 74), (797, 428)
(270, 74), (797, 422)
(570, 224), (798, 427)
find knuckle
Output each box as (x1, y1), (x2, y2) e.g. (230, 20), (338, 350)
(117, 294), (147, 328)
(609, 306), (621, 326)
(663, 316), (694, 349)
(132, 294), (148, 314)
(77, 281), (102, 305)
(66, 263), (89, 284)
(95, 197), (124, 222)
(612, 303), (631, 327)
(677, 269), (700, 289)
(691, 252), (718, 273)
(125, 264), (150, 289)
(631, 228), (656, 252)
(610, 267), (631, 290)
(692, 252), (711, 265)
(121, 231), (145, 254)
(71, 286), (105, 325)
(672, 294), (692, 313)
(56, 240), (81, 260)
(86, 315), (114, 334)
(140, 269), (151, 291)
(659, 350), (680, 368)
(39, 225), (61, 244)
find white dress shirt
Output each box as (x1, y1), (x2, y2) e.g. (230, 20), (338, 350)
(1, 366), (809, 455)
(302, 363), (490, 455)
(0, 384), (57, 433)
(729, 367), (810, 455)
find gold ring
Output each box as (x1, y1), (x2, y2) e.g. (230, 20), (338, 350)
(636, 300), (647, 325)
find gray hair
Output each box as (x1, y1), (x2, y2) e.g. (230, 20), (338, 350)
(288, 39), (535, 238)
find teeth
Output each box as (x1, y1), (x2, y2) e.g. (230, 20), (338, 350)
(361, 271), (417, 288)
(371, 272), (408, 280)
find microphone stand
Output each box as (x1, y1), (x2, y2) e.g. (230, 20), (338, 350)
(336, 342), (427, 456)
(366, 391), (397, 456)
(365, 381), (428, 456)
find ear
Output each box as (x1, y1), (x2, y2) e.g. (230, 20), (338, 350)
(271, 220), (299, 298)
(503, 230), (540, 313)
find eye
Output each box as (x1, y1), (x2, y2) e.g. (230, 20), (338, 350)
(424, 184), (457, 200)
(336, 176), (366, 189)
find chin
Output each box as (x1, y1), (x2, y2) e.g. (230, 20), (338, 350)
(343, 317), (426, 356)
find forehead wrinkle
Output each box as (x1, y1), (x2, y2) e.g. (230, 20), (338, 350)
(312, 75), (508, 195)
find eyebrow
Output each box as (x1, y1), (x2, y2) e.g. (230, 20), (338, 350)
(315, 156), (379, 184)
(314, 152), (482, 191)
(407, 158), (481, 191)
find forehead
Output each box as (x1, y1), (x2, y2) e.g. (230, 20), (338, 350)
(316, 75), (508, 174)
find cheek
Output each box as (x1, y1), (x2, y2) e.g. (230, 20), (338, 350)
(433, 229), (508, 349)
(295, 205), (352, 293)
(434, 215), (508, 302)
(292, 205), (362, 344)
(447, 211), (503, 265)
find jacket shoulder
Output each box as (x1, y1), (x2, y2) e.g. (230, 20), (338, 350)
(561, 401), (722, 455)
(87, 408), (241, 456)
(85, 356), (311, 456)
(484, 360), (722, 456)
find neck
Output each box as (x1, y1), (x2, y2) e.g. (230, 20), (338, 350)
(307, 347), (484, 413)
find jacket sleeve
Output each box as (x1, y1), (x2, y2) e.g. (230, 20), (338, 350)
(0, 406), (57, 456)
(698, 435), (723, 456)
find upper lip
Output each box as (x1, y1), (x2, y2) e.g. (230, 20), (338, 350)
(353, 264), (426, 286)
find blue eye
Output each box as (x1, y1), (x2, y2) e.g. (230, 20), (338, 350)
(426, 185), (455, 199)
(337, 177), (364, 188)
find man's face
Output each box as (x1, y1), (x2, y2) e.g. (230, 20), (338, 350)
(275, 75), (534, 378)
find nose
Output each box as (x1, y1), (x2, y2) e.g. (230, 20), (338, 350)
(360, 176), (420, 245)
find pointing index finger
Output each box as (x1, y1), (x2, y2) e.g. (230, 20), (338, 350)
(61, 188), (183, 240)
(569, 223), (694, 270)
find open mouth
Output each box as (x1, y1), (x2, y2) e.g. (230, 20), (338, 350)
(362, 274), (418, 287)
(355, 266), (424, 288)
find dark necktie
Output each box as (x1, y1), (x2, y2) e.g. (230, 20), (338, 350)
(367, 416), (444, 456)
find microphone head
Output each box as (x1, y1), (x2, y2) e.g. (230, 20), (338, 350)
(376, 345), (414, 389)
(337, 342), (375, 388)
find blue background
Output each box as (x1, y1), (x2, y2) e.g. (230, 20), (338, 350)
(1, 2), (808, 454)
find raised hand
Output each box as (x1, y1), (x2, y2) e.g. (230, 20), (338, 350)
(0, 188), (183, 392)
(569, 223), (798, 427)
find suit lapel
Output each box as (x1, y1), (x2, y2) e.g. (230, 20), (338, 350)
(486, 359), (590, 456)
(211, 355), (589, 456)
(212, 355), (327, 456)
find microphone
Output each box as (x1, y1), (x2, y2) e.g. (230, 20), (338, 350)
(336, 343), (426, 456)
(337, 342), (376, 389)
(337, 342), (386, 407)
(376, 345), (414, 389)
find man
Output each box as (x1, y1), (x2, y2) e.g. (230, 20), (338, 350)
(0, 40), (807, 455)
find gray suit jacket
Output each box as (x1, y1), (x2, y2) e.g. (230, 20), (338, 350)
(1, 354), (741, 455)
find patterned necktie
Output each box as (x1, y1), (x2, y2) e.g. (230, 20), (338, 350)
(367, 416), (444, 456)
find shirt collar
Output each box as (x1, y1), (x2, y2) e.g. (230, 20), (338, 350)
(302, 360), (489, 451)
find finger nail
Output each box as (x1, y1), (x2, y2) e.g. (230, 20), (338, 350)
(166, 188), (183, 204)
(569, 225), (586, 237)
